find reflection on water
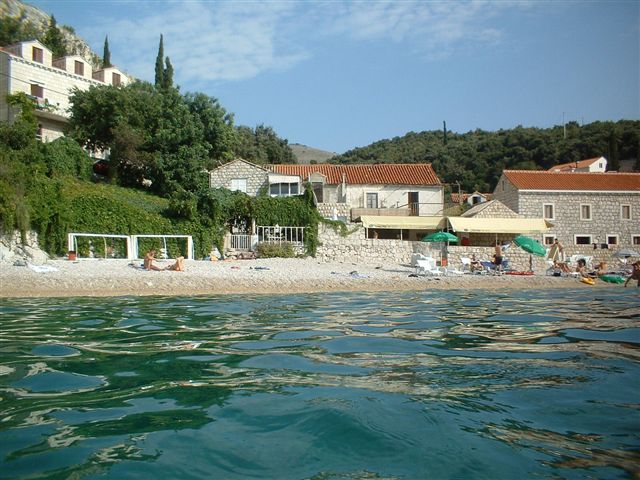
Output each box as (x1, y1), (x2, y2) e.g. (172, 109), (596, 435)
(0, 289), (639, 479)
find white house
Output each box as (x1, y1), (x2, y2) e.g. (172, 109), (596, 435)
(0, 39), (130, 143)
(548, 156), (608, 173)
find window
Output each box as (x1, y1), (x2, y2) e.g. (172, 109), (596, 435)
(230, 179), (247, 193)
(32, 46), (43, 63)
(574, 235), (592, 245)
(74, 60), (84, 76)
(269, 182), (299, 197)
(112, 72), (121, 86)
(580, 204), (592, 220)
(543, 203), (554, 220)
(633, 236), (640, 246)
(606, 235), (618, 246)
(366, 193), (378, 209)
(621, 205), (631, 220)
(30, 83), (43, 98)
(543, 235), (556, 245)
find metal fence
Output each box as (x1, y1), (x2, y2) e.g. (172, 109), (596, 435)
(257, 226), (305, 246)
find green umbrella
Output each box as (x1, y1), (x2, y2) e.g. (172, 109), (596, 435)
(422, 231), (459, 243)
(513, 235), (546, 257)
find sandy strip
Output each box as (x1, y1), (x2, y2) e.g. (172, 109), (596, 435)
(0, 257), (629, 298)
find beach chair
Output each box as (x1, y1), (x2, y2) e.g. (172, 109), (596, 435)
(416, 257), (444, 276)
(460, 257), (471, 273)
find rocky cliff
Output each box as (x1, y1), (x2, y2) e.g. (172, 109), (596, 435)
(0, 0), (101, 68)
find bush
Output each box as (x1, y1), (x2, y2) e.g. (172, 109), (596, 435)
(257, 242), (295, 258)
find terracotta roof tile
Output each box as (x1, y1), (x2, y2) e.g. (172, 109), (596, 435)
(270, 164), (441, 185)
(503, 170), (640, 191)
(548, 156), (606, 172)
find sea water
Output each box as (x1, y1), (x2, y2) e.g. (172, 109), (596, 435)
(0, 289), (638, 479)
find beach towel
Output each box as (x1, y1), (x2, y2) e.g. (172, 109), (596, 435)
(27, 263), (58, 273)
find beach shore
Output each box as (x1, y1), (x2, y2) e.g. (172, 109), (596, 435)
(0, 257), (628, 298)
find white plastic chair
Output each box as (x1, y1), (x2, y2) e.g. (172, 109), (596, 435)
(416, 258), (444, 276)
(460, 257), (471, 273)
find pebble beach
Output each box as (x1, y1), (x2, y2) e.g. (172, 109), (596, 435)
(0, 257), (627, 298)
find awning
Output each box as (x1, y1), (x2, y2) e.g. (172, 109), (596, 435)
(268, 173), (300, 183)
(361, 215), (447, 230)
(447, 217), (552, 234)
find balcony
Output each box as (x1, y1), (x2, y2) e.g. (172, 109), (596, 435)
(351, 207), (412, 222)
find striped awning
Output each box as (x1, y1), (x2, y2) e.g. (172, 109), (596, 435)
(447, 217), (552, 234)
(360, 215), (447, 230)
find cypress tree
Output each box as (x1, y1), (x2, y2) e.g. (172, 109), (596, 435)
(103, 35), (111, 68)
(154, 34), (164, 88)
(43, 15), (66, 58)
(163, 56), (174, 89)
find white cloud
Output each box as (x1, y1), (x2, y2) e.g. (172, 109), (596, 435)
(78, 0), (529, 86)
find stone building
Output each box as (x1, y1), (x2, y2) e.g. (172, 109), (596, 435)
(493, 170), (640, 249)
(0, 39), (130, 143)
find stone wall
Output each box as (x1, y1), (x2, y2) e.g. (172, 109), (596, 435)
(315, 224), (629, 273)
(209, 160), (268, 196)
(317, 202), (350, 220)
(316, 223), (439, 265)
(519, 191), (639, 248)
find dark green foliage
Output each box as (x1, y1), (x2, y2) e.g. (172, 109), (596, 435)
(234, 124), (295, 164)
(331, 120), (640, 192)
(163, 57), (174, 89)
(155, 34), (164, 88)
(103, 35), (111, 67)
(42, 137), (93, 180)
(42, 15), (66, 58)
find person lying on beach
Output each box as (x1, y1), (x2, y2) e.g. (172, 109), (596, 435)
(144, 249), (162, 271)
(165, 256), (185, 271)
(625, 261), (640, 287)
(553, 260), (571, 274)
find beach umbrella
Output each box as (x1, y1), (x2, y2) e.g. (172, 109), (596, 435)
(421, 231), (459, 243)
(513, 235), (546, 257)
(612, 248), (640, 258)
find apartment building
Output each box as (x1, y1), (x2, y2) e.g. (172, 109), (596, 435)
(0, 39), (129, 142)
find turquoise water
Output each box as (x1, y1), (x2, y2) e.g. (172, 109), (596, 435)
(0, 289), (639, 479)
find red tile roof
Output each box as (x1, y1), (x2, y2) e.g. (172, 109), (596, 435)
(503, 170), (640, 191)
(270, 164), (441, 185)
(548, 156), (605, 172)
(451, 192), (493, 203)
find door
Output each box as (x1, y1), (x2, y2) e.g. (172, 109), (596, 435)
(408, 192), (419, 215)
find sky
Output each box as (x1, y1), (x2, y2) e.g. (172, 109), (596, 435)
(27, 0), (640, 154)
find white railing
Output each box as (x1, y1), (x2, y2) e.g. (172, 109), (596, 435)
(257, 226), (305, 246)
(230, 234), (252, 251)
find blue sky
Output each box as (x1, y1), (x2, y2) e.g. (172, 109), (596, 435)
(28, 0), (639, 154)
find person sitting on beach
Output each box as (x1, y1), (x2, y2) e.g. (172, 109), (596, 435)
(624, 261), (640, 287)
(165, 256), (185, 271)
(576, 258), (591, 278)
(593, 261), (608, 277)
(553, 260), (571, 274)
(469, 254), (482, 272)
(144, 249), (162, 271)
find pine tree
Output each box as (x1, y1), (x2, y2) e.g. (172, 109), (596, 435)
(155, 34), (164, 88)
(103, 35), (111, 68)
(163, 57), (174, 89)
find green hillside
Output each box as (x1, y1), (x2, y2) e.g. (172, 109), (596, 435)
(330, 120), (640, 192)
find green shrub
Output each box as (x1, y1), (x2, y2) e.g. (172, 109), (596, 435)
(257, 242), (295, 258)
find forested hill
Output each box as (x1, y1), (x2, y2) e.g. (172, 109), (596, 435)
(330, 120), (639, 192)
